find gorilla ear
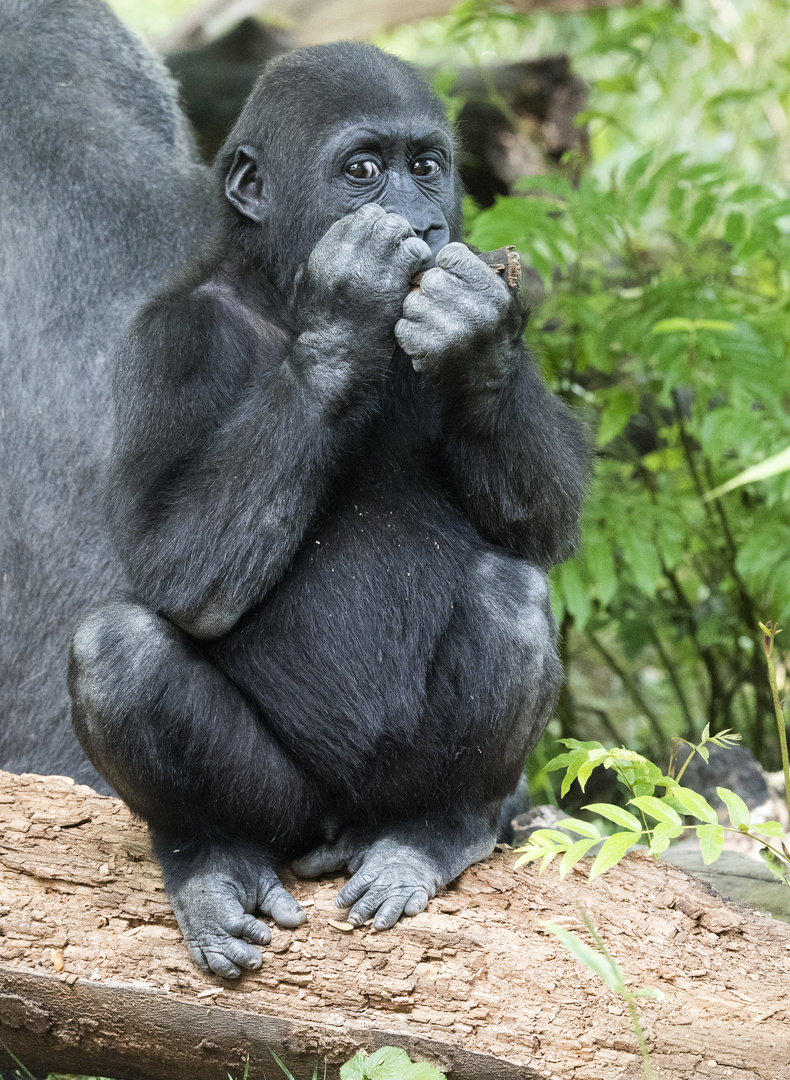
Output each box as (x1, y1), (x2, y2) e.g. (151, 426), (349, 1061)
(225, 145), (267, 223)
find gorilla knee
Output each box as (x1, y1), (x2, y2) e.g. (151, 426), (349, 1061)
(69, 603), (169, 731)
(474, 554), (554, 645)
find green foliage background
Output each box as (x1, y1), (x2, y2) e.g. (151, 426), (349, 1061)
(383, 0), (790, 784)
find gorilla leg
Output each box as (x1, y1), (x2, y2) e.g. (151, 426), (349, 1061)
(69, 601), (318, 977)
(294, 555), (560, 927)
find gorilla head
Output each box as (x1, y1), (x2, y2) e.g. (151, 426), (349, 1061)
(216, 43), (463, 291)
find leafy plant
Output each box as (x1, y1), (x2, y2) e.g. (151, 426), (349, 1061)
(387, 0), (790, 780)
(545, 909), (663, 1080)
(515, 727), (790, 884)
(340, 1047), (445, 1080)
(265, 1047), (444, 1080)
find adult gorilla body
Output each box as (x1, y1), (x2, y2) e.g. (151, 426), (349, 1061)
(71, 43), (588, 977)
(0, 0), (213, 788)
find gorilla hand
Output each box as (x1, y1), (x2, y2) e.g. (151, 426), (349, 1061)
(395, 242), (524, 392)
(296, 204), (431, 348)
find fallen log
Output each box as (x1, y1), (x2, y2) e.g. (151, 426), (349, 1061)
(0, 770), (788, 1080)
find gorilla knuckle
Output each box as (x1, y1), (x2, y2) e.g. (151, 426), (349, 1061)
(376, 212), (412, 237)
(400, 236), (431, 264)
(353, 204), (387, 230)
(436, 241), (472, 268)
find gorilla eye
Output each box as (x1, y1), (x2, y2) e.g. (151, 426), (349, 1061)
(411, 158), (441, 177)
(346, 160), (381, 180)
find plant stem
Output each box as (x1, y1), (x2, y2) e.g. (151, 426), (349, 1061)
(579, 908), (656, 1080)
(625, 995), (657, 1080)
(586, 629), (668, 750)
(761, 623), (790, 820)
(674, 744), (697, 784)
(648, 625), (696, 733)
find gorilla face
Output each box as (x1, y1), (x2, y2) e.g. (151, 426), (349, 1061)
(225, 122), (453, 266)
(217, 43), (462, 290)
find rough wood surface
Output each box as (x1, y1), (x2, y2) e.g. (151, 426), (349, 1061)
(0, 770), (789, 1080)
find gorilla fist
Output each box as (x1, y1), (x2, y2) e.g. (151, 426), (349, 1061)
(298, 204), (431, 344)
(395, 242), (524, 393)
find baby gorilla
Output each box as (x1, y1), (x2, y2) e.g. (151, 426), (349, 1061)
(70, 42), (588, 978)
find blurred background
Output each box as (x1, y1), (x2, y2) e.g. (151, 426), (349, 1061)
(109, 0), (790, 805)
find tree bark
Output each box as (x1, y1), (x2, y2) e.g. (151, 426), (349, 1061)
(0, 769), (788, 1080)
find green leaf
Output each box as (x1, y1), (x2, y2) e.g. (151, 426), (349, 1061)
(672, 786), (718, 824)
(576, 758), (598, 793)
(556, 817), (602, 839)
(724, 210), (747, 248)
(687, 191), (718, 237)
(340, 1056), (368, 1080)
(629, 796), (683, 827)
(597, 389), (637, 446)
(759, 847), (790, 881)
(589, 831), (642, 881)
(540, 848), (559, 874)
(624, 149), (655, 189)
(693, 319), (736, 332)
(704, 444), (790, 501)
(749, 821), (786, 837)
(341, 1047), (446, 1080)
(586, 536), (618, 607)
(558, 560), (592, 629)
(583, 803), (643, 832)
(271, 1051), (298, 1080)
(513, 848), (547, 868)
(404, 1064), (447, 1080)
(652, 317), (695, 334)
(649, 821), (683, 854)
(696, 823), (724, 864)
(559, 750), (594, 798)
(620, 532), (663, 597)
(716, 787), (750, 829)
(527, 828), (575, 846)
(559, 837), (600, 879)
(543, 922), (625, 992)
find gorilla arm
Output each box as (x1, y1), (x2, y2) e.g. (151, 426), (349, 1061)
(108, 205), (430, 638)
(395, 243), (589, 569)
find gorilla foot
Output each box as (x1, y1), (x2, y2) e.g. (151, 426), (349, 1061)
(165, 853), (306, 978)
(291, 828), (367, 878)
(334, 839), (441, 930)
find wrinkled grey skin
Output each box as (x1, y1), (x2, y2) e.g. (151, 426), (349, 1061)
(396, 241), (520, 379)
(169, 851), (306, 979)
(291, 203), (432, 391)
(293, 817), (496, 931)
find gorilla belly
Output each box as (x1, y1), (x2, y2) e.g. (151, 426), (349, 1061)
(207, 472), (505, 794)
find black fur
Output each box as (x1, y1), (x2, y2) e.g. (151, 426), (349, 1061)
(0, 0), (214, 789)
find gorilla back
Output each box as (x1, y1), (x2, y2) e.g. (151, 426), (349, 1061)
(0, 0), (214, 786)
(69, 43), (589, 977)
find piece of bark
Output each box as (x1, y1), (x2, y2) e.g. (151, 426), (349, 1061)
(410, 246), (521, 292)
(0, 770), (789, 1080)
